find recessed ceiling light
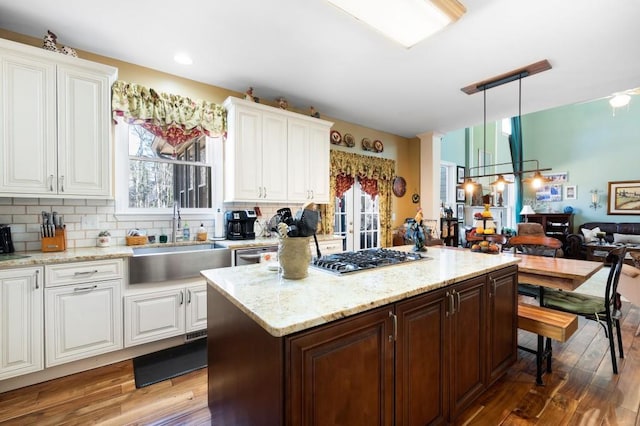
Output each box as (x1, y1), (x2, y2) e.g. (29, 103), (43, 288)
(174, 53), (193, 65)
(326, 0), (465, 48)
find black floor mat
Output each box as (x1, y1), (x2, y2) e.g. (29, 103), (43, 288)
(133, 338), (207, 388)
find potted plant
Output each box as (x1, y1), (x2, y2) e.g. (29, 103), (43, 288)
(97, 230), (111, 247)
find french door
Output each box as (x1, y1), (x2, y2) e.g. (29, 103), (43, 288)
(334, 181), (380, 252)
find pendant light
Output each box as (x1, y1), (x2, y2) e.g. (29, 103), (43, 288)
(461, 60), (554, 188)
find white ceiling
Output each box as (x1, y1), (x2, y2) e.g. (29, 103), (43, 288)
(1, 0), (639, 137)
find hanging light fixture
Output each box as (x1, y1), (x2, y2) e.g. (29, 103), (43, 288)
(461, 60), (554, 188)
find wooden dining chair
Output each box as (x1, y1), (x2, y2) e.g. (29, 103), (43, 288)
(509, 234), (564, 299)
(541, 246), (627, 374)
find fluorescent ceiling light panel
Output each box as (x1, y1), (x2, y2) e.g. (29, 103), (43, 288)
(327, 0), (465, 48)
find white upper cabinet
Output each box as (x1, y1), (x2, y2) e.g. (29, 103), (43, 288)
(223, 97), (332, 204)
(0, 38), (117, 198)
(287, 118), (330, 203)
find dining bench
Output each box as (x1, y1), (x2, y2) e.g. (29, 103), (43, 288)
(517, 302), (579, 385)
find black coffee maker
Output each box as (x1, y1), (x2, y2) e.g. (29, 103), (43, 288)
(224, 210), (257, 240)
(0, 225), (15, 254)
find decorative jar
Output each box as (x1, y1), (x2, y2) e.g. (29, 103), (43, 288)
(278, 236), (311, 279)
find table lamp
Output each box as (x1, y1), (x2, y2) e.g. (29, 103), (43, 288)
(520, 205), (535, 222)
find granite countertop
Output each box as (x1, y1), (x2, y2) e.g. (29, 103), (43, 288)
(0, 235), (345, 269)
(0, 246), (135, 268)
(213, 234), (343, 250)
(201, 246), (521, 338)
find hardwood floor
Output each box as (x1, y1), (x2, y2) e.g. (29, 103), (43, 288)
(1, 303), (639, 425)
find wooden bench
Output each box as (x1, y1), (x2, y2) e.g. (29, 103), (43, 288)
(518, 302), (579, 385)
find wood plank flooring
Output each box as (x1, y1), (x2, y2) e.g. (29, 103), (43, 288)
(1, 302), (639, 425)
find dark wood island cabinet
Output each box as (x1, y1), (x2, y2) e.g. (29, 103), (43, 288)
(204, 250), (518, 425)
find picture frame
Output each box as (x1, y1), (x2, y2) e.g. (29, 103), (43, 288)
(542, 171), (568, 183)
(456, 166), (465, 184)
(607, 180), (640, 215)
(456, 186), (466, 202)
(564, 185), (577, 200)
(456, 203), (465, 221)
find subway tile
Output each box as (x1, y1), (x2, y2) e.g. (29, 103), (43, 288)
(63, 199), (87, 206)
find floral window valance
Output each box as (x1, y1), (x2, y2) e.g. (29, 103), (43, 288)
(330, 151), (395, 198)
(111, 80), (226, 148)
(319, 150), (396, 247)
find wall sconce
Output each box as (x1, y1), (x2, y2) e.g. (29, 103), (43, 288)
(590, 189), (601, 210)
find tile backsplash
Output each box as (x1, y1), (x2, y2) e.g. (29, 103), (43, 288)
(0, 197), (297, 252)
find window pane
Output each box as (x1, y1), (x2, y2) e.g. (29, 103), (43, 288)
(129, 160), (174, 208)
(126, 124), (212, 209)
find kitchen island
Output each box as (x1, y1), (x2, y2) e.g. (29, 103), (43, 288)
(202, 247), (521, 425)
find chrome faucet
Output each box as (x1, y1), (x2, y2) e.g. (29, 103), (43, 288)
(172, 202), (182, 242)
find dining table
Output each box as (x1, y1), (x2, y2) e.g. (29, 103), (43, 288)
(515, 253), (604, 292)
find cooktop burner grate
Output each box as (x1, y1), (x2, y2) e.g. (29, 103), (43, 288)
(311, 248), (429, 275)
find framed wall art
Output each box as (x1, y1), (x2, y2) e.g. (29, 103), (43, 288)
(542, 171), (568, 183)
(607, 180), (640, 215)
(564, 185), (577, 200)
(456, 203), (465, 221)
(456, 187), (466, 202)
(457, 166), (465, 184)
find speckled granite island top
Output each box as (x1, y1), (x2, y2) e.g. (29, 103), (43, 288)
(201, 246), (521, 337)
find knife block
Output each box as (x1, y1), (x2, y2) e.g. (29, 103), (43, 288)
(41, 227), (67, 252)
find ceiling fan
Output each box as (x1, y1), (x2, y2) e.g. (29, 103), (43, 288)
(607, 87), (640, 108)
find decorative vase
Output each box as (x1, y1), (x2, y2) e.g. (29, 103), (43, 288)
(97, 236), (111, 247)
(278, 237), (311, 279)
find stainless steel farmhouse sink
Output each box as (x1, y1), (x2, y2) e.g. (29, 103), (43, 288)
(129, 243), (231, 284)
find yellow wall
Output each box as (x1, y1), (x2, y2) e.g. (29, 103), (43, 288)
(0, 28), (417, 230)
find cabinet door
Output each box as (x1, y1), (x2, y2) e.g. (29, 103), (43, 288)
(225, 105), (262, 201)
(124, 288), (185, 347)
(186, 284), (207, 332)
(486, 266), (518, 385)
(287, 306), (394, 426)
(287, 119), (330, 203)
(261, 112), (288, 201)
(45, 279), (122, 367)
(307, 124), (330, 203)
(0, 267), (44, 380)
(448, 276), (487, 418)
(287, 118), (310, 202)
(0, 52), (57, 195)
(396, 289), (449, 425)
(56, 64), (112, 197)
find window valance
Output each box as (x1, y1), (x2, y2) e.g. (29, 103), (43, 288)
(319, 150), (395, 247)
(111, 80), (226, 147)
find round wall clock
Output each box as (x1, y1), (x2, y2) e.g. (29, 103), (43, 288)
(411, 193), (420, 204)
(392, 176), (406, 197)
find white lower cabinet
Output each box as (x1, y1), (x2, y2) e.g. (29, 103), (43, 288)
(45, 279), (123, 367)
(124, 283), (207, 347)
(44, 259), (124, 367)
(0, 267), (44, 380)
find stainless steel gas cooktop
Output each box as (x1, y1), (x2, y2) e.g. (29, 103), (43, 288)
(311, 248), (429, 275)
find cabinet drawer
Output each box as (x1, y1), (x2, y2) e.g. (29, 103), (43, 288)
(45, 259), (124, 287)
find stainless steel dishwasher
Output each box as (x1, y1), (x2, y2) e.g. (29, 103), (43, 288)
(234, 245), (278, 266)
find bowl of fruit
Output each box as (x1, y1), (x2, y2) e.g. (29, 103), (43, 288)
(471, 241), (500, 254)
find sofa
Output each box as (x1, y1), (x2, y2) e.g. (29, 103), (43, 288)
(565, 222), (640, 259)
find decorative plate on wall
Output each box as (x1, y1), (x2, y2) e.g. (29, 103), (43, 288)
(392, 176), (406, 197)
(373, 140), (384, 153)
(330, 130), (342, 145)
(343, 133), (355, 147)
(361, 138), (372, 150)
(412, 193), (420, 204)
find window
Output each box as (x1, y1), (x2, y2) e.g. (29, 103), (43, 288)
(115, 119), (220, 215)
(440, 161), (456, 208)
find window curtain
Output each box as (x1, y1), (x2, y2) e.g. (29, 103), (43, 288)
(509, 116), (523, 221)
(111, 80), (226, 150)
(319, 150), (395, 247)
